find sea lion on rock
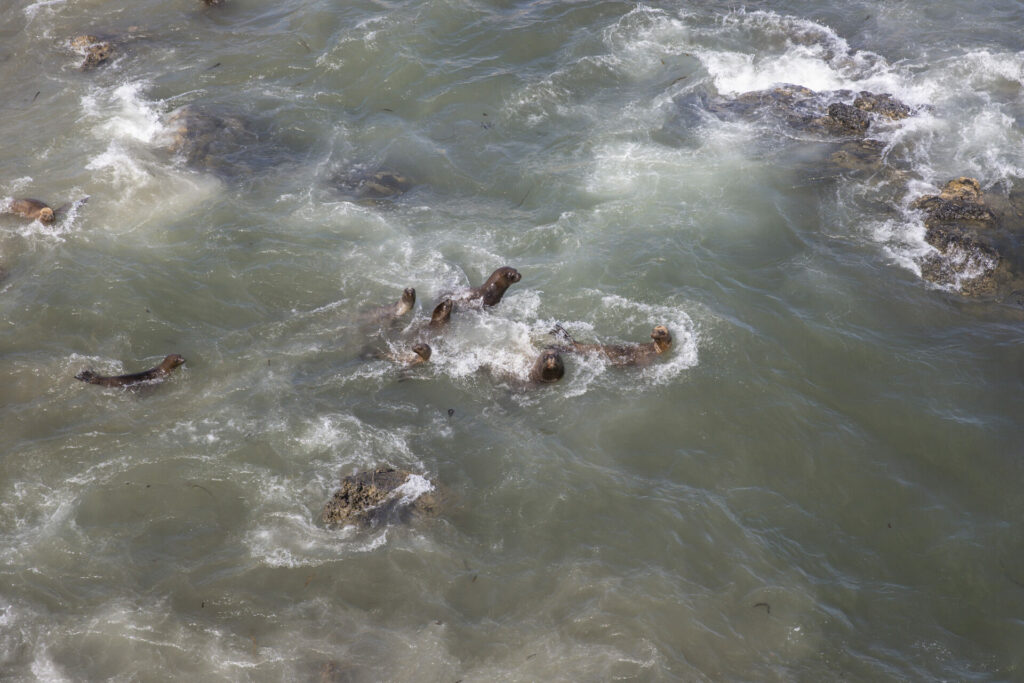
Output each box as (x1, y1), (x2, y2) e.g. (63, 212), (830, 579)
(75, 354), (186, 388)
(553, 324), (672, 366)
(4, 199), (54, 223)
(322, 467), (438, 528)
(455, 266), (521, 307)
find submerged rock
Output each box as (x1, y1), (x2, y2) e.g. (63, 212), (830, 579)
(161, 105), (272, 179)
(330, 167), (413, 204)
(321, 467), (439, 528)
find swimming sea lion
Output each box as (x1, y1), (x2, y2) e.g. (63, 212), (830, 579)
(529, 348), (565, 383)
(5, 199), (54, 223)
(552, 324), (672, 366)
(458, 266), (521, 307)
(429, 299), (453, 328)
(361, 287), (415, 329)
(75, 354), (186, 388)
(380, 342), (432, 365)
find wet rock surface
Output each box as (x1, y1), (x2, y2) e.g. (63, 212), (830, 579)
(68, 29), (149, 70)
(699, 84), (916, 137)
(321, 467), (439, 528)
(913, 177), (1024, 301)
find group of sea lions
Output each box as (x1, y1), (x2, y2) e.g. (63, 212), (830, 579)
(365, 265), (674, 389)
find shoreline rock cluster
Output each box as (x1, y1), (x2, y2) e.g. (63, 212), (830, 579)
(688, 83), (1024, 303)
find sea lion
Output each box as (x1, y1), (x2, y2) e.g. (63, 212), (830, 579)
(429, 299), (453, 329)
(552, 324), (672, 366)
(529, 348), (565, 384)
(455, 266), (521, 307)
(380, 342), (432, 365)
(5, 199), (54, 223)
(360, 287), (415, 329)
(75, 354), (186, 388)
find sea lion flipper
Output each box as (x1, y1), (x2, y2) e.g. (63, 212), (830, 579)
(53, 196), (89, 220)
(550, 323), (576, 344)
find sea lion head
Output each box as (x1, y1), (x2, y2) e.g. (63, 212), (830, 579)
(161, 354), (187, 372)
(651, 325), (672, 352)
(38, 207), (55, 223)
(431, 299), (453, 326)
(531, 349), (564, 383)
(493, 266), (521, 286)
(412, 343), (432, 362)
(396, 287), (416, 314)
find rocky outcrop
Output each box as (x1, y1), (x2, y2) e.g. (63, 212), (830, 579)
(703, 84), (916, 137)
(321, 467), (438, 528)
(913, 177), (1024, 301)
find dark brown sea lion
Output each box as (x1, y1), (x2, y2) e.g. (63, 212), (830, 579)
(529, 348), (565, 384)
(75, 354), (186, 388)
(462, 266), (521, 307)
(322, 467), (438, 528)
(553, 324), (672, 366)
(429, 299), (453, 328)
(5, 199), (54, 223)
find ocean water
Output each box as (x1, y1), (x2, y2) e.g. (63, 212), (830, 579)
(2, 0), (1024, 679)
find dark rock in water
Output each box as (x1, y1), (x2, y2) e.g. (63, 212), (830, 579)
(699, 84), (914, 138)
(70, 35), (115, 70)
(331, 168), (413, 203)
(912, 177), (1024, 300)
(853, 92), (913, 121)
(919, 227), (1002, 297)
(824, 102), (871, 134)
(321, 467), (438, 528)
(162, 105), (279, 179)
(69, 29), (149, 70)
(912, 177), (996, 227)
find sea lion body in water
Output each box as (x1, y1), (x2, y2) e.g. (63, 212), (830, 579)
(448, 267), (521, 308)
(553, 325), (672, 366)
(75, 354), (186, 388)
(380, 342), (432, 366)
(5, 199), (54, 223)
(489, 348), (565, 390)
(429, 299), (453, 329)
(360, 287), (415, 329)
(4, 197), (89, 224)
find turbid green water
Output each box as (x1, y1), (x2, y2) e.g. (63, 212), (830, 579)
(2, 0), (1024, 680)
